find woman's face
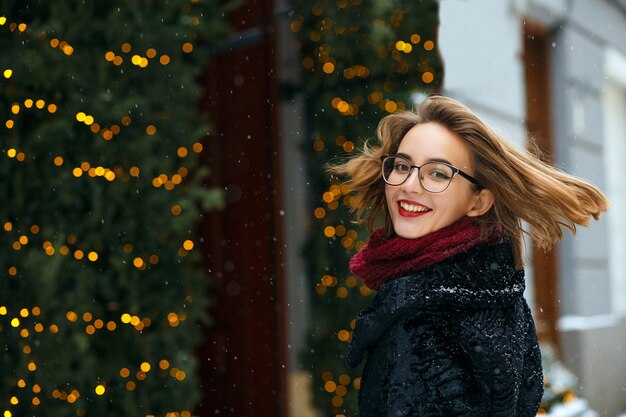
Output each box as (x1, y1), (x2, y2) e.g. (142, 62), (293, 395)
(384, 122), (483, 239)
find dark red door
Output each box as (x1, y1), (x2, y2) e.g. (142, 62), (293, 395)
(196, 1), (288, 415)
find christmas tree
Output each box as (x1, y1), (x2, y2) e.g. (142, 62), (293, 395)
(291, 1), (442, 415)
(0, 1), (228, 416)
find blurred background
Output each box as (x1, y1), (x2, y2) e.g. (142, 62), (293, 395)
(1, 0), (625, 416)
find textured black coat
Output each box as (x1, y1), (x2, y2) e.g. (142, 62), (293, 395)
(346, 241), (543, 416)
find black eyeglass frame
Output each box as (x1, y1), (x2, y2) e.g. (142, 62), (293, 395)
(380, 154), (482, 192)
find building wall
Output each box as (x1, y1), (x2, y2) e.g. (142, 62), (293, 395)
(441, 0), (626, 415)
(549, 1), (626, 415)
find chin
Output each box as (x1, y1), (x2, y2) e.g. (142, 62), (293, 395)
(392, 224), (429, 239)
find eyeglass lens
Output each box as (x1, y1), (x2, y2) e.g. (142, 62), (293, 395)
(382, 156), (455, 192)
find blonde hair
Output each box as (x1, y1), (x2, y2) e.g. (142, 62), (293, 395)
(331, 95), (608, 267)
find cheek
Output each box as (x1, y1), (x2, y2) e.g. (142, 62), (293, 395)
(384, 184), (395, 205)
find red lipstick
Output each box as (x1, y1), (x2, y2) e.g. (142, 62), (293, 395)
(397, 200), (431, 218)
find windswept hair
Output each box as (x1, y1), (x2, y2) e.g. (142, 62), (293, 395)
(330, 95), (609, 267)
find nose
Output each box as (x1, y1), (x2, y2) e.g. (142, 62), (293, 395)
(400, 168), (425, 193)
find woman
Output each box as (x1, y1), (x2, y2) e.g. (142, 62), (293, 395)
(334, 95), (608, 416)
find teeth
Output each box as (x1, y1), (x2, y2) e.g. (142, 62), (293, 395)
(400, 201), (429, 212)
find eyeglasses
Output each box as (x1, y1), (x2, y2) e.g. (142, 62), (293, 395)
(381, 154), (481, 193)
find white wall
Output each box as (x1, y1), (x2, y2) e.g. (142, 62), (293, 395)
(604, 48), (626, 316)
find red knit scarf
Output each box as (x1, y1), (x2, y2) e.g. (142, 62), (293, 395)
(350, 218), (501, 291)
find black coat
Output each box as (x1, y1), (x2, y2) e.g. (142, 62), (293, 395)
(346, 241), (543, 417)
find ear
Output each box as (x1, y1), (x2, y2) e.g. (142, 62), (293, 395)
(467, 188), (495, 217)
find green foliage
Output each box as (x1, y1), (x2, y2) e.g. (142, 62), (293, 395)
(292, 1), (442, 415)
(0, 1), (228, 415)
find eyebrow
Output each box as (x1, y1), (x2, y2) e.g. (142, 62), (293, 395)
(396, 152), (454, 166)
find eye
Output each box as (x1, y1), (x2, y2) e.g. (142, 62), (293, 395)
(393, 161), (411, 172)
(424, 164), (453, 181)
(430, 170), (451, 180)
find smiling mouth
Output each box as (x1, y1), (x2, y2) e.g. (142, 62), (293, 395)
(398, 200), (431, 217)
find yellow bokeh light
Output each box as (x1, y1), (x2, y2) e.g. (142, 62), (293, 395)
(18, 23), (27, 32)
(10, 397), (18, 405)
(11, 103), (20, 114)
(332, 396), (344, 407)
(322, 191), (334, 203)
(20, 308), (29, 317)
(182, 240), (194, 250)
(3, 68), (12, 78)
(66, 311), (78, 322)
(88, 251), (98, 262)
(35, 99), (45, 109)
(72, 167), (83, 177)
(140, 362), (151, 372)
(76, 112), (86, 122)
(0, 306), (7, 315)
(95, 384), (105, 395)
(11, 318), (20, 327)
(342, 141), (354, 152)
(133, 257), (144, 268)
(314, 207), (326, 219)
(324, 381), (337, 393)
(121, 313), (131, 323)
